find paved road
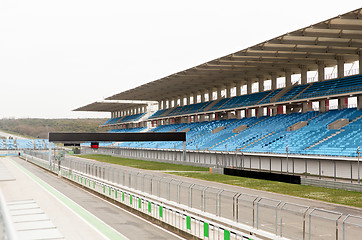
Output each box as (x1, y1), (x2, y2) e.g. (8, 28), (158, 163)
(2, 157), (184, 240)
(0, 130), (27, 140)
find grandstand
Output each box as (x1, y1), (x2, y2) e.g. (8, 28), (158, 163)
(0, 139), (53, 150)
(75, 8), (362, 159)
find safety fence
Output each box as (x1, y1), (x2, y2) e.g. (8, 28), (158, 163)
(23, 150), (362, 240)
(82, 147), (362, 191)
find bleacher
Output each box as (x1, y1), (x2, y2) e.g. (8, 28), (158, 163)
(103, 113), (146, 126)
(278, 74), (362, 102)
(113, 108), (362, 157)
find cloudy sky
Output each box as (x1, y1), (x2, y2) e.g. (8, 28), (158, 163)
(0, 0), (361, 118)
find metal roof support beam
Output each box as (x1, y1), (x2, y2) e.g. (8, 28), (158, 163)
(318, 61), (325, 82)
(337, 57), (345, 78)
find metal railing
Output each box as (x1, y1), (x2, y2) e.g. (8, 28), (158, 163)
(23, 150), (362, 239)
(0, 189), (17, 240)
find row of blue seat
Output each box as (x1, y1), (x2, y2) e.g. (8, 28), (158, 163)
(113, 108), (362, 157)
(144, 74), (362, 121)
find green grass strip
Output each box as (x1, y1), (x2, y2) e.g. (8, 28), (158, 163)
(10, 159), (127, 240)
(79, 154), (208, 171)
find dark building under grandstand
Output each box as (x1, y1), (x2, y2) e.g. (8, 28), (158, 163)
(75, 8), (362, 158)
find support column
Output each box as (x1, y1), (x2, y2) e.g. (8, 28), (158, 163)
(338, 97), (348, 110)
(302, 102), (312, 113)
(318, 61), (325, 82)
(235, 82), (242, 96)
(337, 57), (345, 78)
(201, 91), (205, 103)
(271, 73), (277, 90)
(226, 85), (231, 98)
(187, 95), (191, 105)
(271, 107), (277, 116)
(359, 53), (362, 74)
(246, 81), (252, 94)
(258, 78), (264, 92)
(158, 101), (161, 110)
(319, 100), (326, 113)
(285, 70), (292, 87)
(358, 95), (362, 110)
(217, 87), (222, 99)
(236, 110), (242, 119)
(300, 65), (307, 85)
(227, 111), (234, 119)
(246, 109), (252, 118)
(193, 92), (198, 104)
(208, 88), (214, 101)
(257, 107), (263, 117)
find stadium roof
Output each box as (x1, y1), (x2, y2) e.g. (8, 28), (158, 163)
(76, 8), (362, 112)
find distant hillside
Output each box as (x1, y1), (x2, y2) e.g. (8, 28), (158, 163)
(0, 118), (109, 139)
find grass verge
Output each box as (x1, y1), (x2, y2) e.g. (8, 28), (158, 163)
(172, 172), (362, 208)
(78, 154), (208, 171)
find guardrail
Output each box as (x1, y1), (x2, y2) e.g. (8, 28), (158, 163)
(22, 150), (362, 240)
(0, 189), (18, 240)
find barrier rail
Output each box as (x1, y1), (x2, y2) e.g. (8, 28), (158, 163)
(22, 150), (362, 240)
(0, 189), (18, 240)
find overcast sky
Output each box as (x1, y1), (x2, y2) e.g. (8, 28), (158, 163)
(0, 1), (361, 119)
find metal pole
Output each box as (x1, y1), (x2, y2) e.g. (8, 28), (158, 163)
(183, 141), (186, 161)
(286, 146), (289, 174)
(48, 139), (52, 170)
(358, 147), (360, 184)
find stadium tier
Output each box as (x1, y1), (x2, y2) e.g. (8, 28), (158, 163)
(103, 113), (146, 125)
(113, 108), (362, 157)
(103, 74), (362, 125)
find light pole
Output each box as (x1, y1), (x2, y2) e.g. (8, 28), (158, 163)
(358, 146), (360, 184)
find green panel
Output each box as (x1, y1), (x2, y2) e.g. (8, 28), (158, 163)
(81, 177), (83, 184)
(186, 216), (191, 230)
(130, 195), (132, 205)
(109, 187), (111, 196)
(138, 198), (142, 209)
(122, 192), (125, 202)
(93, 181), (95, 189)
(204, 222), (209, 237)
(159, 206), (163, 218)
(224, 230), (230, 240)
(103, 185), (105, 193)
(115, 190), (118, 198)
(89, 179), (91, 187)
(148, 201), (151, 213)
